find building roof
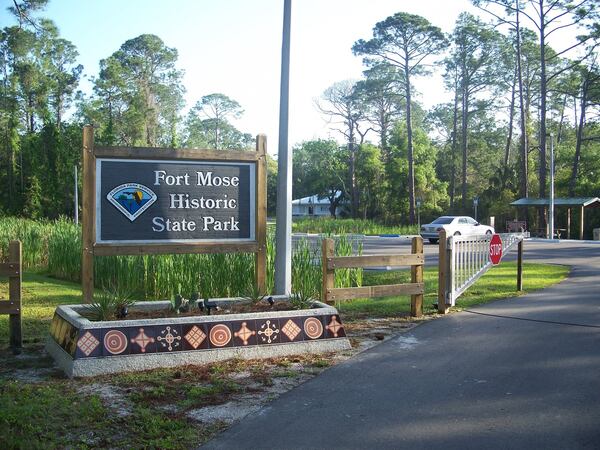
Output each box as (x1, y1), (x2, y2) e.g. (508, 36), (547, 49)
(510, 197), (600, 208)
(292, 191), (343, 206)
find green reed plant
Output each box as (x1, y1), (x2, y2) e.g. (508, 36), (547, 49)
(1, 218), (362, 302)
(0, 217), (56, 268)
(292, 217), (418, 236)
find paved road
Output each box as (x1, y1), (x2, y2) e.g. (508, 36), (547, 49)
(362, 236), (600, 268)
(204, 241), (600, 449)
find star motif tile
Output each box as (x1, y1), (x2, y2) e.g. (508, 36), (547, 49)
(257, 319), (280, 344)
(156, 325), (182, 352)
(130, 328), (156, 353)
(326, 315), (345, 338)
(234, 322), (256, 346)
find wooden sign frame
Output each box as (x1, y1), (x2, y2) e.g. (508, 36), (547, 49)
(81, 125), (267, 302)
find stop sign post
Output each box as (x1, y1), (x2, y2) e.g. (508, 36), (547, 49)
(489, 234), (503, 265)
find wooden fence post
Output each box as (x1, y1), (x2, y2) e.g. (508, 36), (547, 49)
(437, 230), (449, 314)
(411, 236), (423, 317)
(9, 240), (22, 354)
(82, 125), (95, 303)
(517, 239), (523, 291)
(322, 238), (335, 304)
(255, 135), (267, 293)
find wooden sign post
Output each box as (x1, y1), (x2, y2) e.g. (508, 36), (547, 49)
(81, 126), (267, 302)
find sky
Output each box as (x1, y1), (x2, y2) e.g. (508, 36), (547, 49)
(0, 0), (582, 155)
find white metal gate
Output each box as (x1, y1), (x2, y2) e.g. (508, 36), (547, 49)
(444, 232), (528, 306)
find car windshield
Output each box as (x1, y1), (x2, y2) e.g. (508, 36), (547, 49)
(431, 217), (454, 225)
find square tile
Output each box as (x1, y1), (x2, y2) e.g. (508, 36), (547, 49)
(49, 314), (59, 339)
(256, 318), (281, 345)
(208, 322), (234, 348)
(63, 324), (79, 356)
(303, 316), (326, 340)
(102, 328), (130, 356)
(128, 326), (157, 354)
(324, 314), (346, 339)
(54, 317), (68, 346)
(75, 329), (102, 359)
(279, 317), (304, 343)
(182, 323), (209, 351)
(156, 324), (183, 352)
(231, 320), (257, 347)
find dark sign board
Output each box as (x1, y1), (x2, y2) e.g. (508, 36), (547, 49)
(96, 159), (255, 243)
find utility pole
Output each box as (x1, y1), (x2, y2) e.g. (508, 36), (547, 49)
(275, 0), (292, 294)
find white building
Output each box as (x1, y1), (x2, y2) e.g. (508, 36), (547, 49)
(291, 192), (344, 217)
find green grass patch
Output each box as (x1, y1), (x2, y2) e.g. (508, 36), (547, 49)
(338, 262), (569, 319)
(0, 380), (106, 449)
(0, 371), (237, 449)
(0, 273), (83, 344)
(0, 379), (211, 449)
(292, 217), (418, 235)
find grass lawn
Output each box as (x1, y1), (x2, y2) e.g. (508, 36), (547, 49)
(0, 262), (569, 449)
(338, 262), (570, 319)
(0, 272), (82, 344)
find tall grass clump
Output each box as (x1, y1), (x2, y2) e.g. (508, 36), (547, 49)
(47, 218), (82, 280)
(1, 218), (362, 301)
(292, 217), (418, 236)
(291, 235), (362, 301)
(0, 217), (55, 268)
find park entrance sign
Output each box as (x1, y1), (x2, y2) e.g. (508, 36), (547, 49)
(81, 126), (267, 302)
(489, 234), (503, 265)
(97, 160), (255, 243)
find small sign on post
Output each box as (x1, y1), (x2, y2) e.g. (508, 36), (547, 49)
(489, 234), (503, 265)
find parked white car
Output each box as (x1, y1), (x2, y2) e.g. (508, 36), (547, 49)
(420, 216), (494, 244)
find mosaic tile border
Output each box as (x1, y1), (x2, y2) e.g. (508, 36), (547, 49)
(67, 314), (346, 360)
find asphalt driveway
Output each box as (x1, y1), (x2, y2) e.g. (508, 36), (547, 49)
(203, 241), (600, 449)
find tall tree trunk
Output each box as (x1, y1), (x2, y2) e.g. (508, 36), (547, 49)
(6, 121), (15, 210)
(556, 93), (567, 145)
(380, 109), (389, 165)
(450, 80), (459, 211)
(461, 85), (469, 212)
(503, 68), (517, 171)
(348, 122), (358, 218)
(27, 94), (35, 133)
(404, 61), (415, 225)
(569, 76), (587, 196)
(516, 1), (528, 221)
(538, 0), (548, 233)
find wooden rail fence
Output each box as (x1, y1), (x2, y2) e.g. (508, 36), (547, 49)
(321, 237), (425, 317)
(0, 241), (22, 354)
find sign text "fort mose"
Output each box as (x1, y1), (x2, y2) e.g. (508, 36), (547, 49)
(154, 170), (239, 187)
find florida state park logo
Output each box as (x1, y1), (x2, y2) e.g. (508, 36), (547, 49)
(107, 183), (157, 221)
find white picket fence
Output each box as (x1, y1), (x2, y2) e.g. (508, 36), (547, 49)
(444, 232), (528, 306)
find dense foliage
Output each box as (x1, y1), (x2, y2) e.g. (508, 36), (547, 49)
(1, 1), (599, 235)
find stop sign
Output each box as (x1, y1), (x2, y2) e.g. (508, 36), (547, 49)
(489, 234), (503, 265)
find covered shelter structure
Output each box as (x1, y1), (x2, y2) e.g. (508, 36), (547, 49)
(510, 197), (600, 240)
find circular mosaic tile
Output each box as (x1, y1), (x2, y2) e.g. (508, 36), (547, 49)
(104, 329), (128, 354)
(304, 317), (323, 340)
(210, 324), (232, 347)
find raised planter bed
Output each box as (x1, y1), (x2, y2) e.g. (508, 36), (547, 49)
(46, 296), (350, 378)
